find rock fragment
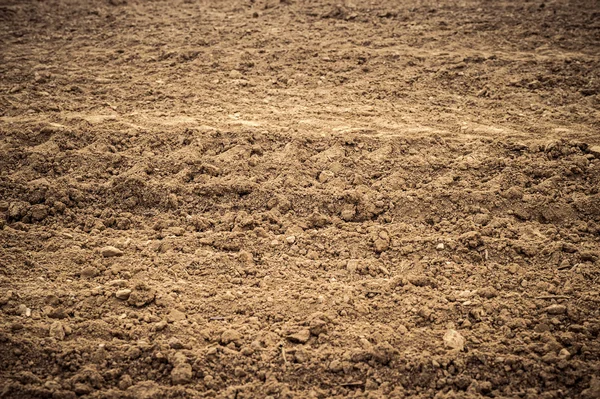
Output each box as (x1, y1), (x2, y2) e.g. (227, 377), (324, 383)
(287, 329), (311, 344)
(443, 329), (465, 351)
(74, 383), (92, 395)
(318, 170), (334, 183)
(101, 246), (123, 257)
(308, 212), (330, 228)
(118, 374), (133, 390)
(340, 204), (356, 221)
(309, 318), (328, 336)
(221, 329), (242, 345)
(588, 145), (600, 159)
(477, 287), (498, 299)
(545, 304), (567, 315)
(49, 321), (66, 340)
(15, 371), (41, 385)
(17, 304), (31, 317)
(127, 288), (155, 307)
(169, 338), (184, 349)
(582, 376), (600, 399)
(459, 231), (483, 249)
(47, 307), (68, 319)
(329, 359), (343, 372)
(171, 363), (192, 385)
(346, 259), (359, 273)
(8, 201), (29, 220)
(170, 353), (192, 385)
(558, 348), (571, 360)
(229, 70), (243, 79)
(30, 205), (48, 221)
(166, 309), (186, 323)
(153, 320), (168, 331)
(80, 266), (99, 278)
(0, 290), (13, 306)
(580, 251), (599, 262)
(407, 275), (436, 288)
(127, 381), (162, 399)
(115, 289), (132, 300)
(374, 238), (389, 253)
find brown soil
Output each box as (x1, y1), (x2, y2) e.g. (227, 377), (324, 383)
(1, 0), (600, 398)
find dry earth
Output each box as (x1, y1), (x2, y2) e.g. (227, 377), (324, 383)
(1, 0), (600, 398)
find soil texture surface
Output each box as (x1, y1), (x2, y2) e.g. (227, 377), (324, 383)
(1, 0), (600, 398)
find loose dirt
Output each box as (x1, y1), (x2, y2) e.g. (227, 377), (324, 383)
(1, 0), (600, 398)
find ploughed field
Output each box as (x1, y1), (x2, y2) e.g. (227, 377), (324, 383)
(1, 0), (600, 398)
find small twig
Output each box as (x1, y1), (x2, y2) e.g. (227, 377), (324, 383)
(535, 295), (571, 300)
(281, 345), (288, 365)
(340, 381), (365, 387)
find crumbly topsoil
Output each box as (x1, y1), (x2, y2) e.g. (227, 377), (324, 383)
(1, 0), (600, 398)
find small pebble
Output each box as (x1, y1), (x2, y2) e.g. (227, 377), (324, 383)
(520, 279), (528, 287)
(167, 309), (186, 323)
(154, 320), (168, 331)
(80, 266), (99, 278)
(545, 304), (567, 315)
(49, 321), (65, 341)
(118, 375), (133, 390)
(374, 238), (389, 253)
(221, 329), (242, 345)
(341, 206), (355, 221)
(171, 363), (192, 385)
(17, 304), (30, 317)
(477, 287), (498, 299)
(229, 70), (243, 79)
(329, 359), (343, 372)
(443, 329), (465, 351)
(346, 259), (359, 273)
(558, 348), (571, 360)
(287, 329), (311, 344)
(240, 346), (254, 356)
(222, 291), (235, 301)
(169, 338), (184, 349)
(588, 145), (600, 158)
(101, 246), (124, 257)
(318, 170), (334, 183)
(115, 289), (132, 300)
